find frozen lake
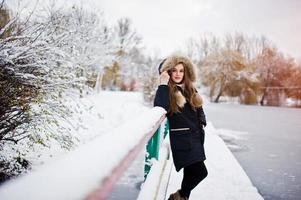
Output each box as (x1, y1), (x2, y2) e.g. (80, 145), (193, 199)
(206, 103), (301, 200)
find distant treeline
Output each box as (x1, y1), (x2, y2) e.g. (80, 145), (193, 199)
(186, 33), (301, 107)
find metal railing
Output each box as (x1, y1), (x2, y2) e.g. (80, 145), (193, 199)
(144, 117), (169, 179)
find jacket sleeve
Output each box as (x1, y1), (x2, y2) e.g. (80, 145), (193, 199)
(154, 85), (169, 111)
(194, 88), (207, 128)
(197, 106), (207, 128)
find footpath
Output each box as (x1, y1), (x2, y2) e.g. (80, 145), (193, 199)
(138, 122), (264, 200)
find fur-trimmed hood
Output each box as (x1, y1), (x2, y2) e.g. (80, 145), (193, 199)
(159, 54), (197, 82)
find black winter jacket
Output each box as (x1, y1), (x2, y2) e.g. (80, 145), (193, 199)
(154, 85), (207, 171)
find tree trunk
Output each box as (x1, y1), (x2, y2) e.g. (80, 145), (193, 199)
(214, 83), (224, 103)
(94, 71), (103, 93)
(214, 91), (222, 103)
(214, 76), (225, 103)
(260, 88), (267, 106)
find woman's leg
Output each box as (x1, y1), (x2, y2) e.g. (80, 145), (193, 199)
(179, 161), (208, 198)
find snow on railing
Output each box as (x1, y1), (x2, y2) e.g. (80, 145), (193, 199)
(138, 135), (171, 200)
(144, 114), (169, 179)
(0, 107), (167, 200)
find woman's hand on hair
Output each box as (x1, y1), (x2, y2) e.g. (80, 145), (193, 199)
(160, 71), (170, 85)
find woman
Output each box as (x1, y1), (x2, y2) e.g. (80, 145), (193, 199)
(154, 55), (208, 200)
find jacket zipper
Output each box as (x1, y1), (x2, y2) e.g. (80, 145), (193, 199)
(170, 128), (190, 131)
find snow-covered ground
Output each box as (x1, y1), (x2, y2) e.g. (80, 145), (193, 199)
(0, 91), (264, 199)
(33, 91), (150, 169)
(0, 91), (164, 200)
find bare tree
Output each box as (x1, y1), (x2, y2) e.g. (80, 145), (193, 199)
(254, 47), (295, 106)
(109, 17), (143, 89)
(200, 50), (258, 103)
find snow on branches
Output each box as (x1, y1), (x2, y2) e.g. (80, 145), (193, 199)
(0, 3), (122, 181)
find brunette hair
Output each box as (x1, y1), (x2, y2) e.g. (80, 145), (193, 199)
(167, 62), (203, 113)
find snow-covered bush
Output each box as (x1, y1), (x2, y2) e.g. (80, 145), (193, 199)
(0, 2), (114, 182)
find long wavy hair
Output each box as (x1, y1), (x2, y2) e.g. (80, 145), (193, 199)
(168, 62), (203, 114)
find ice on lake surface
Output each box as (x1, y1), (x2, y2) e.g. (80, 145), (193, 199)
(206, 103), (301, 200)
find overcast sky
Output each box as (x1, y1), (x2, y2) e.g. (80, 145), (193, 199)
(7, 0), (301, 60)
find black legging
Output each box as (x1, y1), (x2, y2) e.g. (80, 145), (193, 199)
(179, 161), (208, 198)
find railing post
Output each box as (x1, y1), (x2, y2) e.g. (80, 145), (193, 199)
(163, 119), (169, 138)
(163, 120), (169, 159)
(144, 127), (160, 179)
(144, 119), (169, 179)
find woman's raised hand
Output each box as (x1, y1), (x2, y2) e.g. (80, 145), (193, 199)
(160, 71), (170, 85)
